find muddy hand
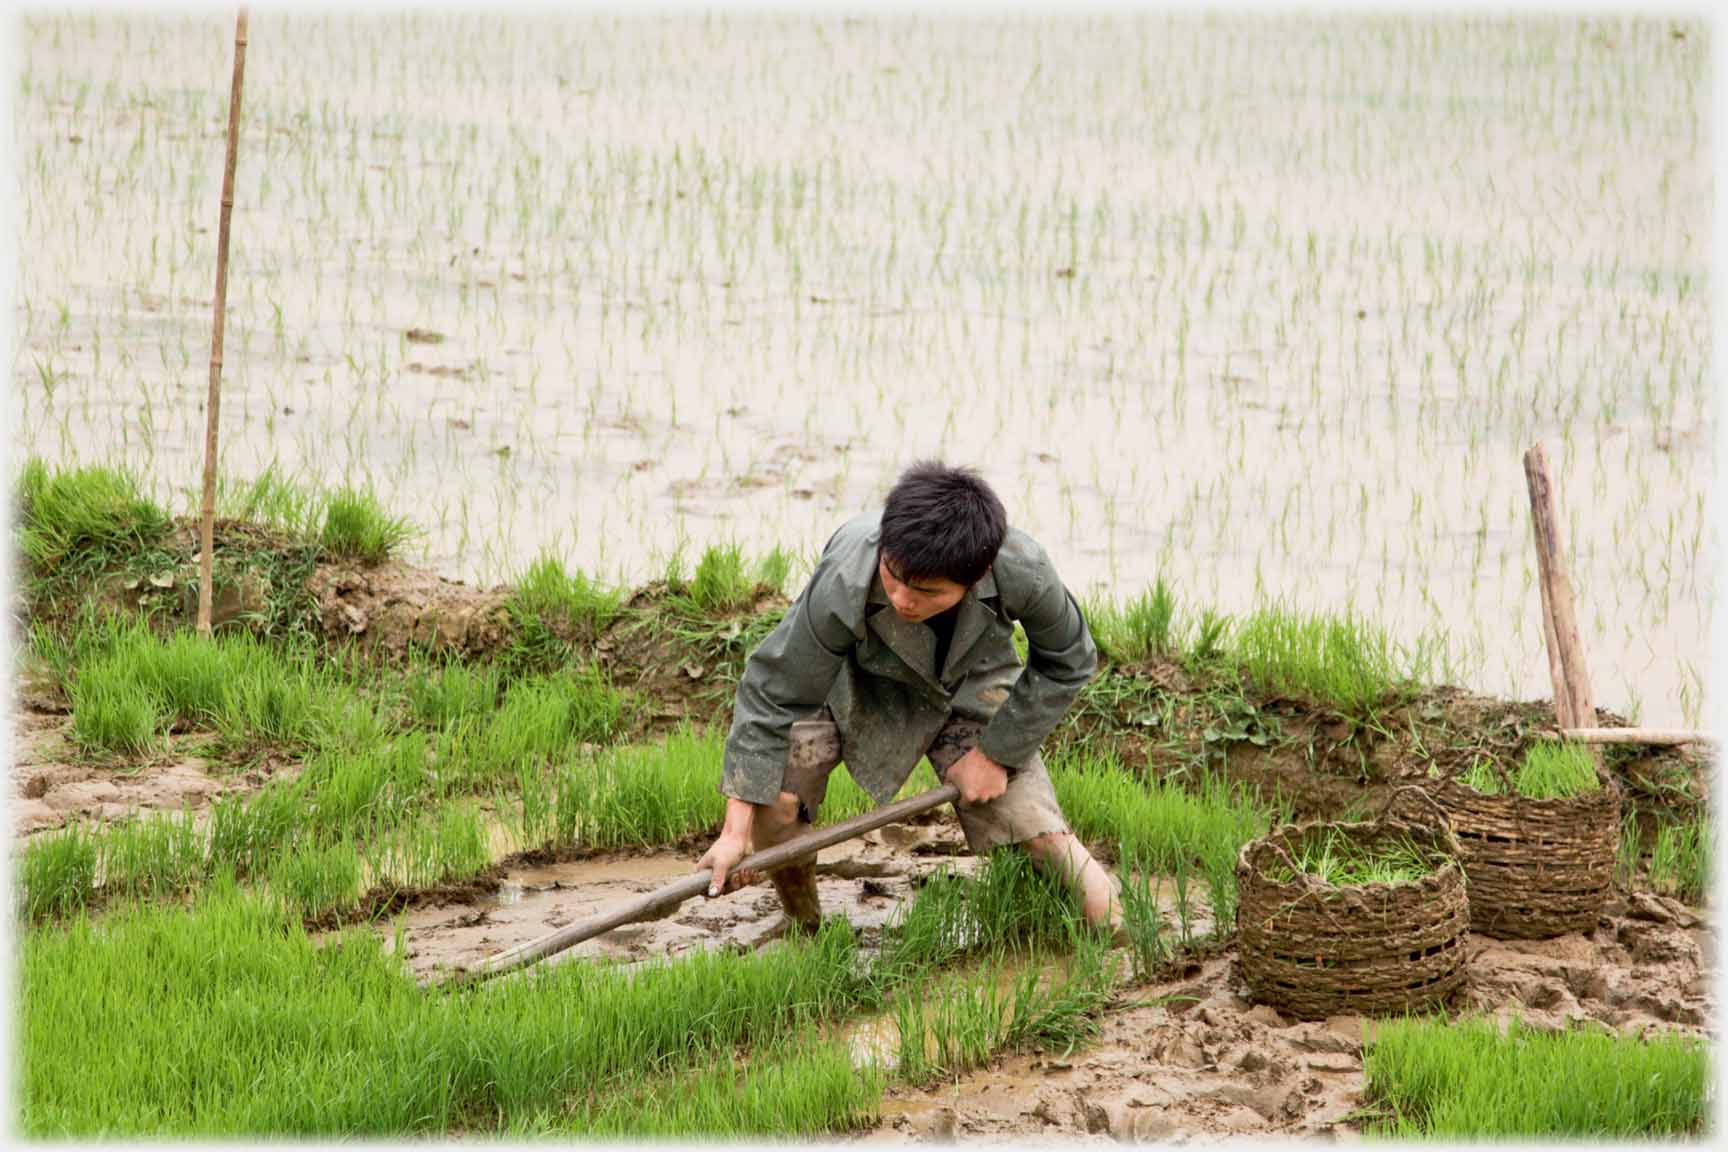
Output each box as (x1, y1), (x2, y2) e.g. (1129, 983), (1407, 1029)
(697, 831), (753, 896)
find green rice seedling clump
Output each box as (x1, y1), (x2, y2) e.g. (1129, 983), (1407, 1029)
(1456, 742), (1599, 799)
(320, 485), (416, 564)
(1051, 749), (1278, 935)
(1231, 602), (1430, 714)
(1648, 815), (1709, 904)
(19, 882), (876, 1136)
(17, 460), (169, 579)
(1363, 1014), (1708, 1138)
(577, 1041), (884, 1137)
(1268, 828), (1435, 887)
(511, 549), (624, 635)
(18, 821), (99, 921)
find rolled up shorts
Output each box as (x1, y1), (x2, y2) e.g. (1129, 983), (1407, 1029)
(781, 708), (1069, 853)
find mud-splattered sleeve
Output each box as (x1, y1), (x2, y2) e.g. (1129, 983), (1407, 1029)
(976, 533), (1098, 770)
(720, 538), (861, 805)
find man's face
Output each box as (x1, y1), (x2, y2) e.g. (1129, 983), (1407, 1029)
(879, 551), (970, 623)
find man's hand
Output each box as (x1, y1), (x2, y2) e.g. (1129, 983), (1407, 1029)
(698, 796), (761, 896)
(697, 831), (754, 896)
(944, 745), (1009, 805)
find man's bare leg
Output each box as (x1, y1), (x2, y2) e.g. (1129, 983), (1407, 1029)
(750, 790), (822, 934)
(1024, 830), (1122, 933)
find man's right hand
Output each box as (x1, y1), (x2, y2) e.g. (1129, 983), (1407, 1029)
(697, 831), (753, 896)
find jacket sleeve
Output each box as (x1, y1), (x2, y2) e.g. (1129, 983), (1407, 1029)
(977, 536), (1098, 770)
(720, 539), (861, 805)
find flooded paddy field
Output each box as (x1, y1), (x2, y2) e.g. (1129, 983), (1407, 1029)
(14, 11), (1712, 726)
(10, 8), (1716, 1144)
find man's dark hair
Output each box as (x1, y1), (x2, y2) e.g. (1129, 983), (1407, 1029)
(880, 460), (1007, 587)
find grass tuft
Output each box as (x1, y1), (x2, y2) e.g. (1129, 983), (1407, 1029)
(1363, 1014), (1708, 1138)
(320, 485), (415, 564)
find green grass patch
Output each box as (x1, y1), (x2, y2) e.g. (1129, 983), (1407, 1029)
(1455, 741), (1600, 799)
(16, 459), (169, 582)
(319, 485), (415, 564)
(1648, 814), (1709, 904)
(1362, 1014), (1709, 1138)
(1231, 601), (1430, 714)
(510, 549), (624, 636)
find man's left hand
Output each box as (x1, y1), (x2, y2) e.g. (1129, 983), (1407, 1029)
(945, 745), (1009, 805)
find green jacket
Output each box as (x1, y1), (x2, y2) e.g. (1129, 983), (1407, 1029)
(721, 512), (1098, 807)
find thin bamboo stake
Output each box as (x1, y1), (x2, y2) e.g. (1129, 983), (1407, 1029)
(197, 8), (250, 636)
(1524, 442), (1596, 732)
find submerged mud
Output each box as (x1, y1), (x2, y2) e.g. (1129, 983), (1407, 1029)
(380, 814), (979, 981)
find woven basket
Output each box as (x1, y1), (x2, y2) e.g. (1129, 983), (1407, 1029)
(1429, 752), (1620, 939)
(1236, 788), (1470, 1021)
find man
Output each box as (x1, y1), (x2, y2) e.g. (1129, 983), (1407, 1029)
(696, 460), (1121, 935)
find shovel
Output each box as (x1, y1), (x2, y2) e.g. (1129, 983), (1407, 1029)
(438, 782), (961, 989)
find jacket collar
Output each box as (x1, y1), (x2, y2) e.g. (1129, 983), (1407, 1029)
(866, 556), (998, 686)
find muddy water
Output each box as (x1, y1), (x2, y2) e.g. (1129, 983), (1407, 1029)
(13, 14), (1712, 728)
(384, 815), (980, 981)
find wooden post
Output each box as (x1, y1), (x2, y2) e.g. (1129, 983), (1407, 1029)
(197, 8), (250, 636)
(1524, 442), (1597, 733)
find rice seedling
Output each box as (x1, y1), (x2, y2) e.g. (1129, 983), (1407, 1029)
(576, 1040), (884, 1137)
(68, 657), (163, 755)
(319, 485), (416, 564)
(1456, 742), (1599, 799)
(204, 461), (325, 539)
(888, 926), (1116, 1085)
(19, 879), (883, 1135)
(402, 657), (502, 729)
(1647, 815), (1708, 904)
(16, 459), (168, 581)
(1051, 748), (1277, 936)
(1086, 575), (1179, 663)
(1116, 844), (1175, 981)
(1614, 808), (1642, 889)
(267, 836), (364, 918)
(97, 807), (206, 903)
(18, 820), (100, 921)
(1231, 602), (1427, 715)
(1362, 1014), (1708, 1138)
(1267, 828), (1436, 887)
(509, 549), (624, 636)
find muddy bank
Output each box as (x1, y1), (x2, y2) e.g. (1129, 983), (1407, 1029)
(369, 799), (1712, 1142)
(861, 892), (1712, 1144)
(7, 701), (287, 839)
